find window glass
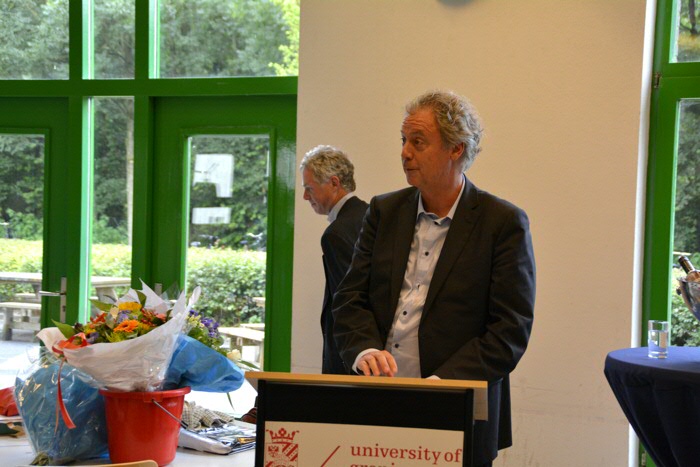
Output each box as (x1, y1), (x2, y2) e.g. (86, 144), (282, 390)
(0, 134), (44, 383)
(0, 134), (44, 267)
(90, 98), (134, 310)
(158, 0), (299, 78)
(187, 134), (269, 367)
(672, 99), (700, 344)
(673, 0), (700, 62)
(0, 0), (69, 80)
(94, 0), (135, 79)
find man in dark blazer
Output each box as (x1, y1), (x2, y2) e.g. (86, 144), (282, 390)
(332, 91), (535, 466)
(300, 145), (369, 374)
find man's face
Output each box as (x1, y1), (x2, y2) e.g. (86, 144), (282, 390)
(401, 107), (462, 192)
(302, 167), (337, 215)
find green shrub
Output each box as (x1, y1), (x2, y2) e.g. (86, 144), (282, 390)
(6, 210), (43, 240)
(672, 265), (700, 346)
(90, 243), (132, 277)
(0, 239), (265, 326)
(92, 216), (128, 245)
(187, 248), (266, 326)
(0, 238), (43, 299)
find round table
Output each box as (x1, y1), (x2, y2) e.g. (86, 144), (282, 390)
(604, 346), (700, 467)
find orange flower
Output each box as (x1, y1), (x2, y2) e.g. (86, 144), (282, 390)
(114, 319), (140, 333)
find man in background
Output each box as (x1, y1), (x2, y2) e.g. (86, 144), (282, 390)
(332, 91), (536, 465)
(300, 145), (369, 374)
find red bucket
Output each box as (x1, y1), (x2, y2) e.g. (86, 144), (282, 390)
(99, 387), (191, 466)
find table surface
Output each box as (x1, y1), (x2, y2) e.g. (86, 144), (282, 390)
(0, 272), (44, 283)
(606, 346), (700, 383)
(0, 272), (130, 287)
(605, 346), (700, 467)
(219, 326), (265, 342)
(0, 434), (255, 466)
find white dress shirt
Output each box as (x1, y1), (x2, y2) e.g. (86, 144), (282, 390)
(327, 192), (356, 223)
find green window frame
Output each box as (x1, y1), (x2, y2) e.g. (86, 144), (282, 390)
(0, 1), (297, 371)
(644, 0), (700, 328)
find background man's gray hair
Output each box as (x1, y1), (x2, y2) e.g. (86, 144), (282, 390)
(405, 90), (484, 171)
(299, 145), (357, 192)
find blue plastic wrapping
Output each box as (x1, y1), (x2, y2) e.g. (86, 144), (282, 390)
(13, 336), (242, 464)
(163, 335), (245, 392)
(13, 350), (109, 464)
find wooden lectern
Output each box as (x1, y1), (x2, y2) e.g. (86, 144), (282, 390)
(246, 372), (487, 467)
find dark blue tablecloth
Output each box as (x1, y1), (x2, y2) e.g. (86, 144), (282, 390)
(604, 346), (700, 467)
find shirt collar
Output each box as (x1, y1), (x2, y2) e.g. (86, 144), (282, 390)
(327, 192), (356, 223)
(417, 175), (466, 222)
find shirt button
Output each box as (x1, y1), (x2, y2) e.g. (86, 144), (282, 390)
(424, 251), (429, 256)
(403, 310), (407, 316)
(394, 343), (399, 348)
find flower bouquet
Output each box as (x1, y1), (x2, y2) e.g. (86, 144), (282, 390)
(47, 281), (192, 392)
(13, 281), (245, 465)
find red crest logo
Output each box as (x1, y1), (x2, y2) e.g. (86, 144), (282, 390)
(265, 427), (299, 466)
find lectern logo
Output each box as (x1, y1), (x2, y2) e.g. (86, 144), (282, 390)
(265, 427), (299, 466)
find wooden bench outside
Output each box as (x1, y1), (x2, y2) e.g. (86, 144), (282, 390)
(1, 302), (41, 340)
(219, 326), (265, 367)
(219, 326), (265, 343)
(14, 293), (40, 303)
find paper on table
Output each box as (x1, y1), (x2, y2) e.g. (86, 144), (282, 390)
(179, 428), (234, 454)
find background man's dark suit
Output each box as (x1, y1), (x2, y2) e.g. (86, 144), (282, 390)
(332, 178), (535, 463)
(320, 195), (369, 374)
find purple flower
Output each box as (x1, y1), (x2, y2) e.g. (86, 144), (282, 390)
(188, 309), (200, 317)
(200, 317), (220, 337)
(116, 311), (130, 324)
(85, 332), (99, 344)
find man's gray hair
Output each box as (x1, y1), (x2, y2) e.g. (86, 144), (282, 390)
(299, 145), (356, 192)
(405, 90), (483, 171)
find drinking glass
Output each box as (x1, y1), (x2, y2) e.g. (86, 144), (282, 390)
(648, 320), (669, 358)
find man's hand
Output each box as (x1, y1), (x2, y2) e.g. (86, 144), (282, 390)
(357, 350), (398, 377)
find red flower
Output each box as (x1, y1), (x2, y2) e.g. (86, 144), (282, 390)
(91, 313), (107, 324)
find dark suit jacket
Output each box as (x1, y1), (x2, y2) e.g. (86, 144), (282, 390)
(321, 195), (369, 374)
(332, 178), (535, 464)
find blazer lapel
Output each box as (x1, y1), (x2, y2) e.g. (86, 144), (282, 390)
(390, 191), (419, 312)
(422, 178), (481, 319)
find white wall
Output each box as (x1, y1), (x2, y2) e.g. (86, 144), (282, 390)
(292, 1), (649, 465)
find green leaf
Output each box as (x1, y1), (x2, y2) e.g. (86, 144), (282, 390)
(237, 359), (259, 371)
(90, 299), (113, 312)
(52, 319), (76, 338)
(136, 290), (147, 306)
